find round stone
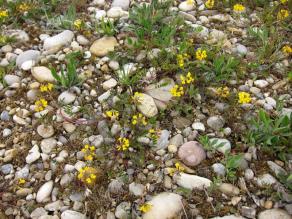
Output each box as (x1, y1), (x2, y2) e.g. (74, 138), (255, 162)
(178, 141), (206, 167)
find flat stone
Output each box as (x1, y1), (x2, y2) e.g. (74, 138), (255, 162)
(90, 37), (118, 57)
(36, 181), (54, 203)
(44, 30), (74, 53)
(16, 50), (40, 68)
(137, 93), (158, 118)
(258, 209), (290, 219)
(26, 145), (41, 164)
(31, 66), (55, 82)
(58, 91), (76, 104)
(174, 173), (211, 190)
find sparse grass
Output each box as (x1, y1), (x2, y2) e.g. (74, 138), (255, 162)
(246, 109), (292, 161)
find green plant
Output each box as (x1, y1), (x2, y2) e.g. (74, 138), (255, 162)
(201, 54), (240, 82)
(278, 173), (292, 192)
(247, 26), (282, 64)
(198, 135), (225, 153)
(223, 153), (244, 182)
(128, 0), (184, 50)
(96, 17), (117, 36)
(50, 56), (80, 88)
(47, 4), (77, 29)
(246, 109), (292, 160)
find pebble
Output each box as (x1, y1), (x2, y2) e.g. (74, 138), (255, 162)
(115, 202), (130, 219)
(1, 164), (13, 174)
(31, 66), (55, 82)
(112, 0), (130, 10)
(212, 163), (226, 176)
(258, 209), (291, 219)
(256, 174), (277, 187)
(207, 116), (225, 131)
(137, 93), (158, 118)
(192, 122), (206, 132)
(36, 181), (54, 203)
(209, 138), (231, 154)
(37, 125), (55, 138)
(90, 37), (118, 57)
(142, 193), (182, 219)
(129, 182), (145, 196)
(16, 50), (40, 68)
(254, 80), (269, 88)
(40, 138), (57, 154)
(219, 183), (240, 196)
(61, 210), (86, 219)
(179, 1), (195, 11)
(58, 91), (76, 104)
(26, 145), (41, 164)
(44, 30), (74, 52)
(178, 141), (206, 166)
(174, 173), (211, 190)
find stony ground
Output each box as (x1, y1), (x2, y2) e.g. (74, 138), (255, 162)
(0, 0), (292, 219)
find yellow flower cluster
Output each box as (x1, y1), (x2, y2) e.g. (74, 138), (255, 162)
(280, 0), (287, 3)
(74, 19), (83, 30)
(148, 128), (160, 142)
(170, 85), (184, 97)
(0, 9), (8, 19)
(169, 162), (185, 176)
(176, 53), (189, 68)
(18, 178), (26, 185)
(132, 92), (143, 104)
(180, 72), (195, 85)
(132, 113), (147, 126)
(40, 83), (54, 92)
(216, 86), (230, 98)
(35, 98), (48, 112)
(77, 166), (99, 185)
(238, 92), (251, 104)
(233, 4), (245, 12)
(17, 3), (31, 13)
(196, 48), (207, 61)
(81, 145), (96, 161)
(205, 0), (215, 9)
(277, 9), (289, 20)
(106, 110), (119, 119)
(116, 137), (130, 151)
(282, 45), (292, 54)
(139, 203), (152, 213)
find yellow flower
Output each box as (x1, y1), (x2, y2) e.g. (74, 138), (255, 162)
(132, 92), (143, 104)
(132, 113), (147, 126)
(18, 178), (26, 185)
(282, 45), (292, 54)
(40, 83), (54, 92)
(205, 0), (215, 9)
(139, 203), (152, 213)
(175, 162), (185, 172)
(17, 3), (30, 13)
(35, 98), (48, 112)
(238, 92), (251, 104)
(105, 110), (119, 119)
(177, 54), (184, 68)
(77, 166), (100, 185)
(116, 137), (130, 151)
(0, 9), (8, 18)
(277, 9), (289, 20)
(280, 0), (287, 3)
(216, 86), (230, 98)
(233, 4), (245, 12)
(81, 145), (96, 161)
(74, 19), (83, 29)
(196, 48), (207, 61)
(170, 85), (184, 97)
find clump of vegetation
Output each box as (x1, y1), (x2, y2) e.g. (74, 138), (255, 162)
(246, 109), (292, 160)
(50, 53), (81, 88)
(128, 0), (184, 50)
